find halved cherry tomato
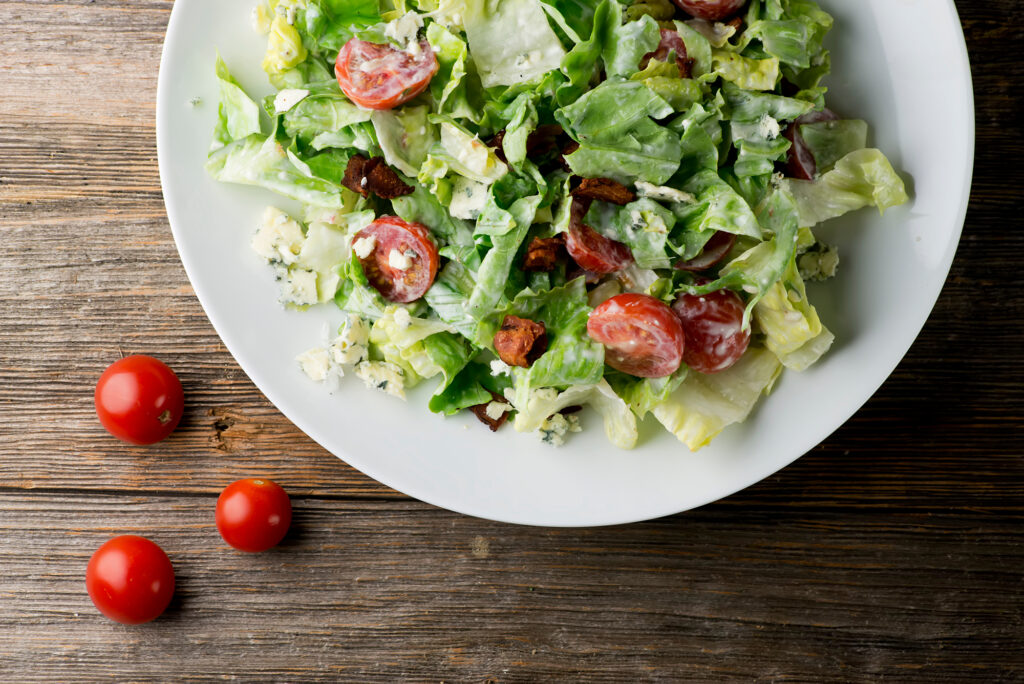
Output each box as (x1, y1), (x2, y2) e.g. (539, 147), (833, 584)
(672, 0), (747, 21)
(86, 535), (175, 624)
(335, 39), (438, 110)
(215, 478), (292, 553)
(674, 231), (736, 272)
(567, 223), (634, 275)
(95, 355), (184, 445)
(783, 109), (839, 180)
(672, 288), (751, 373)
(587, 293), (685, 378)
(352, 216), (439, 303)
(640, 29), (692, 77)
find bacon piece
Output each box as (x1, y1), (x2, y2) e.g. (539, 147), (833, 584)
(558, 139), (580, 172)
(493, 315), (548, 368)
(469, 390), (512, 432)
(570, 177), (636, 206)
(522, 234), (567, 272)
(342, 154), (414, 199)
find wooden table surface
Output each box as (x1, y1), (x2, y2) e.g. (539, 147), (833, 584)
(1, 1), (1021, 681)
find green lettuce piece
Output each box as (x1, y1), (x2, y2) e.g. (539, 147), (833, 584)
(556, 81), (682, 184)
(652, 346), (782, 450)
(674, 21), (713, 77)
(604, 14), (661, 79)
(426, 21), (476, 120)
(281, 81), (374, 147)
(556, 0), (617, 105)
(301, 0), (382, 54)
(674, 170), (762, 239)
(390, 180), (476, 249)
(729, 118), (792, 177)
(712, 49), (779, 91)
(678, 186), (801, 325)
(754, 258), (834, 370)
(428, 360), (509, 415)
(466, 194), (543, 319)
(424, 260), (480, 339)
(798, 119), (869, 174)
(435, 121), (508, 184)
(206, 134), (347, 209)
(609, 199), (677, 269)
(484, 279), (605, 399)
(608, 367), (688, 419)
(369, 306), (469, 389)
(334, 252), (390, 320)
(370, 105), (436, 176)
(720, 81), (814, 123)
(500, 93), (539, 170)
(781, 148), (909, 228)
(212, 56), (262, 150)
(539, 0), (598, 42)
(463, 0), (567, 88)
(510, 380), (638, 449)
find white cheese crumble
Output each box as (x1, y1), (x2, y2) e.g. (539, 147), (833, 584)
(354, 361), (406, 399)
(277, 266), (318, 306)
(448, 176), (489, 220)
(273, 88), (310, 114)
(634, 181), (696, 204)
(484, 401), (513, 421)
(758, 113), (781, 141)
(252, 206), (305, 266)
(352, 235), (377, 259)
(392, 307), (412, 330)
(388, 248), (413, 271)
(383, 11), (423, 47)
(490, 359), (512, 377)
(296, 347), (331, 382)
(538, 413), (582, 447)
(330, 314), (370, 367)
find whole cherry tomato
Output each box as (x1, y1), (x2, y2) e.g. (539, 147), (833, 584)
(215, 478), (293, 553)
(95, 355), (184, 445)
(86, 535), (175, 624)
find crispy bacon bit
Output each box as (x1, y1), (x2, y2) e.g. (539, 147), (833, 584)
(570, 177), (636, 206)
(342, 154), (414, 199)
(493, 315), (548, 368)
(469, 390), (512, 432)
(725, 16), (744, 32)
(522, 234), (567, 272)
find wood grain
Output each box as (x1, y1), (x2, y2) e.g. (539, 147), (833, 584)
(0, 0), (1022, 680)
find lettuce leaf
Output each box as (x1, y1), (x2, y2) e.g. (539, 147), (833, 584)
(782, 148), (909, 228)
(652, 347), (782, 450)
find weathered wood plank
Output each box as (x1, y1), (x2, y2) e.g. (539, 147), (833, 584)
(0, 493), (1020, 682)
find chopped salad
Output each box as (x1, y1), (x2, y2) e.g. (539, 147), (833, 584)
(206, 0), (909, 450)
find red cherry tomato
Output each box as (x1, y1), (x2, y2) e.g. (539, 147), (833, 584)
(640, 29), (691, 77)
(587, 293), (685, 378)
(672, 0), (747, 21)
(335, 39), (438, 110)
(216, 478), (292, 553)
(566, 222), (634, 275)
(352, 216), (440, 303)
(783, 109), (839, 180)
(674, 231), (736, 272)
(672, 288), (751, 373)
(86, 535), (175, 624)
(95, 355), (184, 445)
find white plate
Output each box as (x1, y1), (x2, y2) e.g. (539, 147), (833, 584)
(157, 0), (973, 526)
